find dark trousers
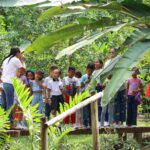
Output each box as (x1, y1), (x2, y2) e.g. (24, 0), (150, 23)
(83, 104), (91, 127)
(114, 90), (126, 123)
(127, 95), (137, 126)
(45, 103), (52, 120)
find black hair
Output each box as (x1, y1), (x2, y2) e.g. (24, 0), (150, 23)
(50, 64), (58, 71)
(96, 59), (103, 65)
(68, 66), (76, 72)
(35, 70), (44, 80)
(87, 63), (95, 71)
(26, 70), (35, 77)
(75, 71), (82, 78)
(2, 47), (20, 65)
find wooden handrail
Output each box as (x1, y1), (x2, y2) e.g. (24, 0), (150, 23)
(45, 92), (103, 127)
(41, 92), (103, 150)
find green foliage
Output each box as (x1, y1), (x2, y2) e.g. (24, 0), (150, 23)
(0, 0), (48, 7)
(102, 41), (150, 107)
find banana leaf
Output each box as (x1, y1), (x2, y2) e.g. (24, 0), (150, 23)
(24, 18), (117, 54)
(0, 0), (48, 7)
(38, 6), (85, 23)
(101, 41), (150, 107)
(55, 23), (126, 60)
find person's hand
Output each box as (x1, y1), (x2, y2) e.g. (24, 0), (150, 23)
(86, 79), (91, 84)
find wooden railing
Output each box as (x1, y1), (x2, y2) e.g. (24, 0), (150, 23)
(40, 92), (103, 150)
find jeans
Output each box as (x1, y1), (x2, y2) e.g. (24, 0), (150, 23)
(114, 90), (126, 123)
(127, 95), (137, 126)
(45, 103), (52, 119)
(101, 101), (114, 126)
(32, 93), (44, 114)
(3, 83), (14, 123)
(83, 104), (91, 127)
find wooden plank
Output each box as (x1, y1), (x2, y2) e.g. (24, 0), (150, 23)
(91, 101), (100, 150)
(69, 126), (150, 135)
(41, 117), (48, 150)
(0, 130), (20, 137)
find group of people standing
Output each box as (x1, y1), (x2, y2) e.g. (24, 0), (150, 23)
(0, 47), (148, 129)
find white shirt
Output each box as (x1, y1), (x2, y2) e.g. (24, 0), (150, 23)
(2, 57), (23, 84)
(63, 76), (80, 87)
(47, 79), (63, 96)
(44, 76), (52, 88)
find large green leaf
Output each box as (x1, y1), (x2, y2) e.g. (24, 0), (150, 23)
(121, 0), (150, 17)
(55, 23), (127, 60)
(0, 0), (48, 7)
(101, 41), (150, 107)
(24, 18), (117, 54)
(38, 6), (85, 23)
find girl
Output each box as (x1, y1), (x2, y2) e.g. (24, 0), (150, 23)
(126, 69), (143, 126)
(1, 48), (26, 128)
(30, 71), (45, 114)
(26, 70), (34, 88)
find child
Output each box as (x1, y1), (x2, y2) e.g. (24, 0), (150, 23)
(101, 74), (114, 127)
(114, 84), (126, 127)
(26, 70), (35, 88)
(75, 71), (83, 128)
(44, 65), (58, 119)
(13, 68), (25, 128)
(30, 71), (45, 114)
(81, 63), (95, 128)
(63, 66), (80, 125)
(46, 69), (64, 117)
(126, 68), (143, 126)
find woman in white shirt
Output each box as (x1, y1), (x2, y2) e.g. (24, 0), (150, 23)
(1, 48), (26, 128)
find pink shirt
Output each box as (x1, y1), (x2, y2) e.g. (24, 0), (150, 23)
(128, 77), (142, 96)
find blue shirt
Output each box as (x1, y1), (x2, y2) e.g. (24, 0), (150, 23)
(30, 80), (43, 92)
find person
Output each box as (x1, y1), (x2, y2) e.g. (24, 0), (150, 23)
(93, 59), (105, 123)
(145, 70), (150, 98)
(63, 66), (80, 125)
(44, 65), (58, 119)
(1, 48), (26, 128)
(46, 69), (64, 117)
(0, 70), (4, 107)
(30, 71), (45, 114)
(113, 84), (126, 127)
(75, 71), (83, 128)
(101, 74), (114, 127)
(13, 68), (25, 128)
(26, 70), (35, 88)
(81, 63), (95, 128)
(126, 68), (143, 126)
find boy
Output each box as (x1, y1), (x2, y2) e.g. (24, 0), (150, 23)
(44, 65), (58, 119)
(81, 63), (95, 128)
(63, 66), (80, 125)
(126, 68), (143, 126)
(46, 69), (64, 117)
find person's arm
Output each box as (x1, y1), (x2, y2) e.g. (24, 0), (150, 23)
(46, 89), (52, 105)
(126, 80), (129, 96)
(30, 82), (33, 96)
(37, 81), (45, 89)
(19, 54), (26, 69)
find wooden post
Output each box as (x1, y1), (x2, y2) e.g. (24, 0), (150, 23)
(91, 101), (100, 150)
(41, 117), (48, 150)
(133, 133), (142, 144)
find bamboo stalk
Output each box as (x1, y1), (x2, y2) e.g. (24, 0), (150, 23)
(46, 92), (103, 127)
